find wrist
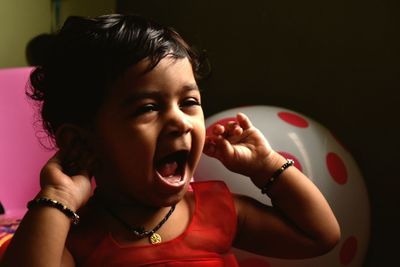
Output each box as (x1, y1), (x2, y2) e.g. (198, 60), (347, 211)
(27, 197), (80, 225)
(250, 151), (288, 188)
(260, 159), (295, 195)
(37, 186), (81, 212)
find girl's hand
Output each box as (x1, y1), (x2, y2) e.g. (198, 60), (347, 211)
(38, 151), (93, 211)
(203, 113), (285, 186)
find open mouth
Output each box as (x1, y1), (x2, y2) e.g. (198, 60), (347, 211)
(155, 150), (189, 184)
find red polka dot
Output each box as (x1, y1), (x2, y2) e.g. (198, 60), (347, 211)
(340, 236), (358, 265)
(239, 257), (271, 267)
(277, 151), (303, 172)
(326, 152), (348, 184)
(277, 111), (309, 128)
(206, 117), (236, 136)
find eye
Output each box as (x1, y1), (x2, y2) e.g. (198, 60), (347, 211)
(181, 98), (201, 108)
(135, 103), (159, 115)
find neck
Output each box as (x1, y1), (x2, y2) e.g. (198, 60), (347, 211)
(93, 189), (178, 245)
(93, 187), (171, 226)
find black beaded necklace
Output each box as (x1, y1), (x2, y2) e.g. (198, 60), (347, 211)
(103, 204), (176, 245)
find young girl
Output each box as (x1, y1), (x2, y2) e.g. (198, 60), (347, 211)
(1, 14), (340, 266)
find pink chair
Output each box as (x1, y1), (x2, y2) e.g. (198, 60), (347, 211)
(0, 67), (54, 218)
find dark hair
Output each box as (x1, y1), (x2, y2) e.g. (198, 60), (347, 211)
(25, 33), (56, 66)
(27, 14), (201, 144)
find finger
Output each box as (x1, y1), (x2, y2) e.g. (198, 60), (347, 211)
(225, 121), (238, 129)
(236, 113), (253, 130)
(203, 138), (217, 157)
(45, 151), (66, 173)
(226, 121), (243, 137)
(59, 139), (95, 176)
(225, 121), (237, 132)
(211, 124), (225, 136)
(217, 138), (234, 160)
(203, 136), (233, 162)
(73, 146), (94, 173)
(71, 169), (92, 181)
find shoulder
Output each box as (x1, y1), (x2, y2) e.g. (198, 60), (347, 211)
(66, 200), (107, 262)
(190, 180), (237, 220)
(190, 180), (230, 193)
(188, 180), (238, 245)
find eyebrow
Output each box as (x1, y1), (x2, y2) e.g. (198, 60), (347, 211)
(121, 83), (200, 108)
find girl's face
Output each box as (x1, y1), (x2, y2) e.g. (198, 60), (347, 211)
(92, 56), (205, 207)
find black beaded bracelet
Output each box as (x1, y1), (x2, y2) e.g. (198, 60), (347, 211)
(27, 197), (80, 225)
(261, 159), (295, 194)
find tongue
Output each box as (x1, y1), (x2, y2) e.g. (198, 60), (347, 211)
(157, 161), (178, 177)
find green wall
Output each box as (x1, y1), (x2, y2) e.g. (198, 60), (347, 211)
(0, 0), (116, 68)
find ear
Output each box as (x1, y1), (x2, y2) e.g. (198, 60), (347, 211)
(55, 124), (95, 175)
(55, 124), (87, 151)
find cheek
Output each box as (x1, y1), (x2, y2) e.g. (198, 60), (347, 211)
(199, 127), (206, 146)
(198, 116), (206, 139)
(94, 132), (152, 171)
(194, 121), (206, 151)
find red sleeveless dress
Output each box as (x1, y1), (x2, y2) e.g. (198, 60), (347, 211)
(68, 181), (240, 266)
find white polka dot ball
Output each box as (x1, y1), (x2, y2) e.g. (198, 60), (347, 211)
(194, 105), (370, 267)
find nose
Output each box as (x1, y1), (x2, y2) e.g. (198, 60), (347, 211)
(163, 107), (193, 136)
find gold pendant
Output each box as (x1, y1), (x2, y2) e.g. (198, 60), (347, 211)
(149, 232), (162, 244)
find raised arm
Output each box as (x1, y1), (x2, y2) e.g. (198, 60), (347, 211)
(1, 152), (92, 267)
(233, 154), (340, 258)
(203, 113), (340, 259)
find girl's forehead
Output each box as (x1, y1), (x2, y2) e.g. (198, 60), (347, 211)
(106, 57), (197, 102)
(116, 57), (195, 90)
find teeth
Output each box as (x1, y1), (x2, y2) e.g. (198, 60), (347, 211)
(155, 150), (188, 183)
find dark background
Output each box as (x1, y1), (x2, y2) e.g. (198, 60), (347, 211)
(118, 1), (399, 266)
